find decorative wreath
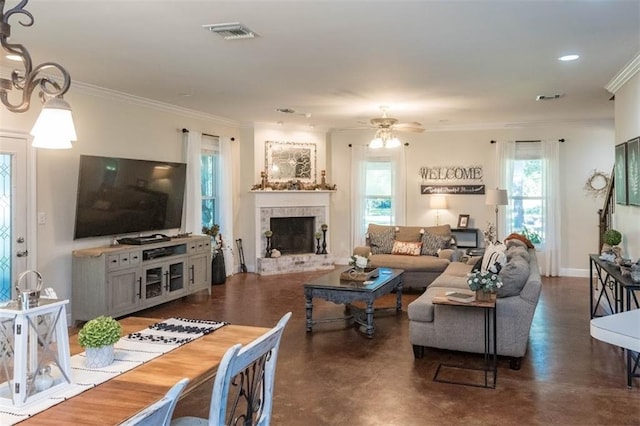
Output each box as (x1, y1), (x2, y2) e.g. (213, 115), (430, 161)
(584, 169), (610, 198)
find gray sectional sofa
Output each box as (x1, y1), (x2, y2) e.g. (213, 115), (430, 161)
(407, 240), (542, 369)
(353, 224), (457, 290)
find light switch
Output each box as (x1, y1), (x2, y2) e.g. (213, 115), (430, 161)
(38, 212), (46, 225)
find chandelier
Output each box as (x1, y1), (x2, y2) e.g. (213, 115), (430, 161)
(369, 128), (401, 149)
(1, 0), (77, 149)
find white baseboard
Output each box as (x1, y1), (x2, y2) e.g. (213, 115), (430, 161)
(559, 268), (590, 278)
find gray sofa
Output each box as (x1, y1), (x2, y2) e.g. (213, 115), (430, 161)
(407, 241), (541, 369)
(353, 224), (457, 290)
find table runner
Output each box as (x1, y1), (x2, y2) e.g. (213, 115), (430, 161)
(0, 318), (227, 425)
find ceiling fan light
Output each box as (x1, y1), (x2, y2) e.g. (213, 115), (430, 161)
(369, 138), (383, 149)
(386, 137), (401, 148)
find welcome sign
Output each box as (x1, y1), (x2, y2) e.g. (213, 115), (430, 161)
(421, 185), (485, 195)
(419, 165), (485, 195)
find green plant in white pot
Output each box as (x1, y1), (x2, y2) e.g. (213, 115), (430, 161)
(78, 316), (122, 368)
(602, 229), (623, 259)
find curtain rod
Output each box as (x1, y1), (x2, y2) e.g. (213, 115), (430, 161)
(181, 128), (220, 139)
(347, 143), (410, 147)
(490, 139), (565, 144)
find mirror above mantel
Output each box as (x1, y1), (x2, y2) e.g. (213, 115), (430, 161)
(265, 141), (317, 183)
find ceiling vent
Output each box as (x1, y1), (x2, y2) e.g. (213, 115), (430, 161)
(536, 94), (563, 101)
(276, 108), (296, 114)
(203, 22), (258, 40)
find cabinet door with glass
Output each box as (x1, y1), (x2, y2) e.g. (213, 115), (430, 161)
(141, 258), (188, 306)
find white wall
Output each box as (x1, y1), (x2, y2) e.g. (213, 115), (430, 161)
(613, 70), (640, 260)
(330, 123), (614, 275)
(2, 87), (240, 309)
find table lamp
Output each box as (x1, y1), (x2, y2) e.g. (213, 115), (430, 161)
(430, 195), (447, 226)
(485, 189), (508, 241)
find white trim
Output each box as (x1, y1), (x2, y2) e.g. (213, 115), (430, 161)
(605, 52), (640, 94)
(559, 268), (589, 278)
(0, 131), (37, 273)
(71, 80), (240, 126)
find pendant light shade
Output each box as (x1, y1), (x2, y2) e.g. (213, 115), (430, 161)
(30, 98), (77, 149)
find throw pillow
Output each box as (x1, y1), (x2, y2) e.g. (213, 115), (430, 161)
(506, 238), (529, 250)
(368, 228), (396, 254)
(504, 233), (534, 249)
(505, 244), (530, 263)
(471, 256), (484, 272)
(497, 255), (530, 297)
(420, 232), (450, 256)
(391, 240), (422, 256)
(481, 242), (507, 274)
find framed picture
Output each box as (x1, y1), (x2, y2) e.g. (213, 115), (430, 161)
(457, 214), (470, 229)
(626, 137), (640, 206)
(615, 142), (627, 205)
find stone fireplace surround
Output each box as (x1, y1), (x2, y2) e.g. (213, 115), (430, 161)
(252, 191), (334, 275)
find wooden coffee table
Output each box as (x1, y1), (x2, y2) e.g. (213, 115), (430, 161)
(304, 268), (404, 338)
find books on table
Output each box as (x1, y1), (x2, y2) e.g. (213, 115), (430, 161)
(445, 291), (476, 303)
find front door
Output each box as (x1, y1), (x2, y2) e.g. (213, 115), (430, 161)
(0, 134), (30, 302)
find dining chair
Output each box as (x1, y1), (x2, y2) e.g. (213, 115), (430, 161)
(120, 377), (190, 426)
(172, 312), (292, 426)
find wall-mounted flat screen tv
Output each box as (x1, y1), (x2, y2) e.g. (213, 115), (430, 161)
(74, 155), (187, 239)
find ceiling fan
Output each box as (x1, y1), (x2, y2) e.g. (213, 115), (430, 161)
(357, 106), (424, 148)
(366, 106), (425, 134)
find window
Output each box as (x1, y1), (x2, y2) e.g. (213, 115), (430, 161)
(508, 142), (543, 245)
(364, 160), (393, 225)
(201, 135), (220, 229)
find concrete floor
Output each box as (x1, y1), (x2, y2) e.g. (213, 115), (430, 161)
(136, 271), (640, 425)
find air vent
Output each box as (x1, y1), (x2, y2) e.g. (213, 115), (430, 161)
(536, 94), (563, 101)
(276, 108), (296, 114)
(203, 22), (258, 40)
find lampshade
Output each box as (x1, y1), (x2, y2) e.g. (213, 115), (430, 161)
(486, 189), (508, 206)
(430, 195), (447, 210)
(30, 98), (77, 149)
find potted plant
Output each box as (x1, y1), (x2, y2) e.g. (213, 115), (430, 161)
(78, 316), (122, 368)
(602, 229), (622, 258)
(467, 271), (503, 302)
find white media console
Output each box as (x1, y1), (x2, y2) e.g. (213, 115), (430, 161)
(72, 235), (211, 324)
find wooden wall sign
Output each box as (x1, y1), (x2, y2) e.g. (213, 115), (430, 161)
(421, 185), (486, 195)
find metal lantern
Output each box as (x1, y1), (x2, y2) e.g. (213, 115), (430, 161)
(0, 271), (72, 408)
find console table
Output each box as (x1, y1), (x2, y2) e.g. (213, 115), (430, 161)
(589, 254), (640, 318)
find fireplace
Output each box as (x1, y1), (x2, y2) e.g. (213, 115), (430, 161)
(270, 217), (315, 255)
(252, 190), (334, 275)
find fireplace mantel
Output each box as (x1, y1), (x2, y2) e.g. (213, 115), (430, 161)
(252, 190), (334, 274)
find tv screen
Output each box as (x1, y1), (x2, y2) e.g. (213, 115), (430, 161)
(74, 155), (187, 239)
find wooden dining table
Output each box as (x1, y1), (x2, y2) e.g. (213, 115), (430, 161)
(20, 317), (269, 425)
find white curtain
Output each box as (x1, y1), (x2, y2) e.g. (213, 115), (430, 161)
(218, 136), (235, 275)
(182, 130), (202, 234)
(350, 144), (367, 250)
(542, 140), (561, 276)
(498, 139), (561, 276)
(497, 140), (516, 240)
(350, 144), (407, 252)
(390, 145), (407, 225)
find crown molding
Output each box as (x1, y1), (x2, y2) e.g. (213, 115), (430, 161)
(605, 52), (640, 94)
(71, 81), (240, 126)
